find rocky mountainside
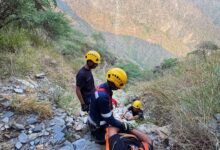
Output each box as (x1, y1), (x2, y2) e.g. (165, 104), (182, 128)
(56, 0), (173, 69)
(102, 32), (172, 68)
(64, 0), (220, 56)
(187, 0), (220, 26)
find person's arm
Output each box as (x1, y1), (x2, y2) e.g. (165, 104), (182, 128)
(122, 106), (133, 118)
(128, 109), (144, 121)
(76, 73), (88, 111)
(99, 96), (124, 129)
(76, 86), (85, 105)
(130, 129), (153, 145)
(121, 109), (129, 119)
(126, 115), (139, 121)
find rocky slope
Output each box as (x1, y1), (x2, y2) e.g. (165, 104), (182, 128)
(0, 74), (105, 150)
(0, 74), (176, 150)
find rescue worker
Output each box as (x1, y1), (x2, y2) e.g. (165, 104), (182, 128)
(121, 100), (144, 121)
(106, 126), (153, 150)
(76, 50), (101, 112)
(88, 68), (133, 144)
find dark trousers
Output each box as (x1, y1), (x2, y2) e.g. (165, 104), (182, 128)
(83, 95), (94, 112)
(82, 97), (91, 112)
(88, 122), (108, 145)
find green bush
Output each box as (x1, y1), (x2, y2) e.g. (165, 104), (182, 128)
(0, 0), (71, 39)
(1, 0), (53, 28)
(27, 29), (48, 47)
(161, 58), (178, 69)
(116, 63), (143, 81)
(0, 28), (28, 53)
(39, 10), (72, 39)
(56, 29), (88, 56)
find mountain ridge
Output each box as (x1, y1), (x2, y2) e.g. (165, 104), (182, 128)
(64, 0), (220, 56)
(56, 0), (173, 69)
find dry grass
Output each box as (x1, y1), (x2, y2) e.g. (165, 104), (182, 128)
(11, 95), (53, 119)
(0, 44), (81, 115)
(171, 108), (218, 150)
(131, 51), (220, 149)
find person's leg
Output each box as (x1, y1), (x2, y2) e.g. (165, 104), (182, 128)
(89, 124), (107, 144)
(83, 97), (91, 112)
(94, 127), (106, 144)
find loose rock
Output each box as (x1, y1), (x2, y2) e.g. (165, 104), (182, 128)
(3, 111), (14, 118)
(18, 133), (28, 143)
(35, 73), (46, 79)
(27, 115), (38, 125)
(12, 123), (25, 130)
(15, 142), (22, 149)
(14, 88), (24, 94)
(2, 117), (9, 123)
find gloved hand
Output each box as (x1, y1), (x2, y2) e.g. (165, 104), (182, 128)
(81, 104), (89, 112)
(121, 122), (135, 132)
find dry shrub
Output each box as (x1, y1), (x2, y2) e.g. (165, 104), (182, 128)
(140, 88), (173, 126)
(134, 51), (220, 149)
(171, 111), (217, 150)
(12, 95), (53, 119)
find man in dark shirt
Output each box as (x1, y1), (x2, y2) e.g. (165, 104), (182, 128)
(121, 100), (144, 121)
(76, 50), (101, 112)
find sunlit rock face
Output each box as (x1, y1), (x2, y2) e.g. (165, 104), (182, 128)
(64, 0), (220, 56)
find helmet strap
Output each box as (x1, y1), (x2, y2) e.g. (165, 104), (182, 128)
(107, 81), (118, 90)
